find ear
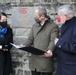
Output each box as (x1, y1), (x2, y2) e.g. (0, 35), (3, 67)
(65, 15), (69, 20)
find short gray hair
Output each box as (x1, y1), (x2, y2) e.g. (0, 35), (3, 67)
(58, 5), (75, 18)
(35, 6), (47, 17)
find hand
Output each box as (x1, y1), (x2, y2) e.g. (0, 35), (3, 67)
(2, 49), (8, 52)
(44, 50), (53, 57)
(54, 38), (59, 45)
(19, 44), (25, 48)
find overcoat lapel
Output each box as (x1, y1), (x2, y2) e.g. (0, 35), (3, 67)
(35, 24), (45, 36)
(61, 24), (69, 36)
(61, 17), (75, 37)
(35, 25), (42, 36)
(35, 20), (49, 36)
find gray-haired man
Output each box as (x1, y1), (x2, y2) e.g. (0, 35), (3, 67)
(55, 4), (76, 75)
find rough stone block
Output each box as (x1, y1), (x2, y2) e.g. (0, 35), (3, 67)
(12, 7), (35, 28)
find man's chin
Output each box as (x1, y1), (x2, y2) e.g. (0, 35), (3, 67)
(59, 21), (65, 25)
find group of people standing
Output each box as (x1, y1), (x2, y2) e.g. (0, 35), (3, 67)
(0, 4), (76, 75)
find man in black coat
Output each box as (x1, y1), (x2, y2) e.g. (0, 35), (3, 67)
(55, 5), (76, 75)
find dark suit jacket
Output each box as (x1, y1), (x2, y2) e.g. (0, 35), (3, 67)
(0, 27), (13, 75)
(56, 17), (76, 75)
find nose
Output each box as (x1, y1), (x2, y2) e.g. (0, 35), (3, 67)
(57, 17), (61, 23)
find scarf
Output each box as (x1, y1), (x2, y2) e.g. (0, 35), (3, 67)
(0, 27), (7, 40)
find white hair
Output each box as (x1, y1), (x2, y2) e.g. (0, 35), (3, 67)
(58, 5), (75, 18)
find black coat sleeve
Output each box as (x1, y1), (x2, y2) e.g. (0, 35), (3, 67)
(7, 28), (13, 50)
(2, 28), (13, 50)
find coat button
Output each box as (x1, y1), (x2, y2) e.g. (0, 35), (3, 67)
(59, 45), (61, 48)
(60, 38), (62, 40)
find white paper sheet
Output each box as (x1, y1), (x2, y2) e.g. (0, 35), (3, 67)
(10, 43), (20, 48)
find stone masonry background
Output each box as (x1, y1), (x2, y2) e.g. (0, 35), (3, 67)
(0, 0), (76, 75)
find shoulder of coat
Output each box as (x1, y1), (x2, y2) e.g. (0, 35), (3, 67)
(48, 21), (58, 28)
(7, 27), (13, 33)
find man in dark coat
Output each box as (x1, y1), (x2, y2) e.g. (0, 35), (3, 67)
(55, 5), (76, 75)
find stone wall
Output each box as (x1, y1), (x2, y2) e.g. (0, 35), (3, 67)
(11, 5), (57, 75)
(11, 7), (34, 75)
(0, 0), (76, 75)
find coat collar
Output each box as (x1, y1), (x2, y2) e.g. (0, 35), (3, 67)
(60, 17), (76, 36)
(63, 16), (76, 25)
(35, 19), (51, 36)
(35, 18), (51, 27)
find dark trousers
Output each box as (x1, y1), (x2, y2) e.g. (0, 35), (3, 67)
(0, 51), (10, 75)
(31, 70), (52, 75)
(0, 51), (4, 75)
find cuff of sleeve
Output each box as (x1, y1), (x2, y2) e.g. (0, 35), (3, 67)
(0, 45), (2, 49)
(56, 41), (62, 49)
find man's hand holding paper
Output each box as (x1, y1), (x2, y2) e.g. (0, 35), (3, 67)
(44, 50), (53, 57)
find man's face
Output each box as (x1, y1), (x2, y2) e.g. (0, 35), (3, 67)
(34, 10), (39, 19)
(57, 11), (66, 24)
(34, 10), (41, 23)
